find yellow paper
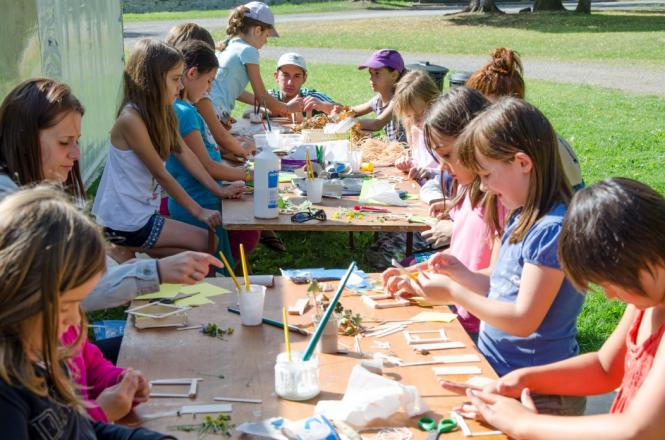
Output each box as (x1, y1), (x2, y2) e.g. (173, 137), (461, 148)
(175, 283), (231, 306)
(135, 284), (183, 300)
(410, 296), (435, 307)
(411, 311), (458, 323)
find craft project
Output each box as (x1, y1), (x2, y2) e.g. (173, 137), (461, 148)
(213, 396), (262, 404)
(134, 282), (229, 306)
(413, 341), (465, 352)
(404, 329), (448, 345)
(432, 366), (482, 376)
(287, 298), (310, 316)
(127, 302), (190, 319)
(362, 294), (410, 309)
(410, 311), (458, 323)
(149, 378), (202, 398)
(451, 411), (502, 437)
(400, 354), (481, 368)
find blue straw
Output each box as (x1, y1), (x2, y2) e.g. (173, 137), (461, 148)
(302, 261), (357, 361)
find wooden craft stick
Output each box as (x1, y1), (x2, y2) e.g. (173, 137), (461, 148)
(213, 396), (262, 404)
(432, 365), (482, 376)
(451, 411), (503, 437)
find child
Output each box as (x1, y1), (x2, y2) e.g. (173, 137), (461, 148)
(168, 40), (259, 265)
(347, 49), (407, 142)
(466, 47), (584, 191)
(392, 70), (440, 182)
(165, 23), (254, 161)
(206, 2), (302, 124)
(384, 87), (498, 341)
(92, 39), (240, 259)
(0, 78), (224, 311)
(0, 186), (168, 438)
(386, 98), (585, 415)
(462, 178), (665, 439)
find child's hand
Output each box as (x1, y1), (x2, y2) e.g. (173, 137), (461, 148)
(285, 96), (304, 114)
(197, 208), (222, 228)
(381, 267), (402, 288)
(158, 251), (223, 284)
(466, 388), (537, 435)
(428, 252), (466, 278)
(421, 220), (453, 249)
(482, 372), (527, 399)
(96, 369), (141, 421)
(131, 370), (150, 404)
(429, 200), (450, 219)
(408, 166), (431, 182)
(219, 182), (245, 199)
(395, 155), (412, 172)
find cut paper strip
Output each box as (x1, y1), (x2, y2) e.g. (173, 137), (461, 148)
(179, 403), (232, 415)
(410, 311), (458, 323)
(414, 341), (465, 351)
(135, 283), (183, 300)
(432, 354), (481, 363)
(433, 366), (482, 376)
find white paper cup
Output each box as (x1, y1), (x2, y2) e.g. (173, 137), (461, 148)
(349, 150), (363, 172)
(306, 178), (324, 203)
(274, 351), (320, 400)
(238, 285), (266, 326)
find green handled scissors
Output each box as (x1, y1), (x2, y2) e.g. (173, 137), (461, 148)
(418, 417), (458, 439)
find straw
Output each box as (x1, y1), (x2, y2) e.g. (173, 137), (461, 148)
(282, 307), (292, 362)
(218, 251), (241, 291)
(239, 244), (250, 292)
(302, 261), (356, 361)
(305, 149), (314, 180)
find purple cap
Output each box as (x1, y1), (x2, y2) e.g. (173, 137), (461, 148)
(244, 1), (279, 37)
(358, 49), (405, 72)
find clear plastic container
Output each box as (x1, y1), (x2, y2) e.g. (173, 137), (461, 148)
(274, 351), (320, 401)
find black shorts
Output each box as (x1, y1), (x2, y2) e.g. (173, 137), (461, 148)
(103, 214), (166, 248)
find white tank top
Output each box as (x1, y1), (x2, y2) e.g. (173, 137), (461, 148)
(92, 141), (162, 232)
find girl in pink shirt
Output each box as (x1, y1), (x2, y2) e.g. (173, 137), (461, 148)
(447, 178), (665, 439)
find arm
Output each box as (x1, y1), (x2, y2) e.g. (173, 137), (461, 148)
(181, 129), (246, 181)
(349, 100), (373, 117)
(238, 90), (255, 106)
(246, 64), (302, 115)
(172, 138), (226, 200)
(82, 339), (125, 400)
(357, 100), (396, 132)
(196, 98), (252, 158)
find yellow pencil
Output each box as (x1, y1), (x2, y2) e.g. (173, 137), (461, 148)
(282, 307), (292, 362)
(218, 252), (241, 291)
(239, 243), (250, 292)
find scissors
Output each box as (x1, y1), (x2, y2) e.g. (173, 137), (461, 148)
(149, 292), (200, 304)
(418, 417), (458, 439)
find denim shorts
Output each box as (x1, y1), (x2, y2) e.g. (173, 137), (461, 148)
(103, 214), (165, 249)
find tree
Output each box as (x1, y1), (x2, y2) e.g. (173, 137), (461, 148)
(465, 0), (503, 13)
(576, 0), (592, 13)
(533, 0), (565, 10)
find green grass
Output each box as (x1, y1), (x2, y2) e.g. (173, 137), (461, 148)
(123, 0), (408, 22)
(253, 11), (665, 64)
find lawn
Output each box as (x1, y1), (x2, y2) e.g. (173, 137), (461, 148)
(123, 0), (408, 22)
(212, 11), (665, 64)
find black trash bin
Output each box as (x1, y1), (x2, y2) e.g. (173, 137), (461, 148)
(406, 61), (449, 91)
(448, 70), (473, 89)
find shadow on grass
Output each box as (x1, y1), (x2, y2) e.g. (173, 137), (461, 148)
(447, 10), (665, 33)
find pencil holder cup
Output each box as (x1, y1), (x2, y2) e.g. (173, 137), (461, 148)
(306, 178), (324, 204)
(274, 351), (320, 401)
(349, 150), (363, 172)
(239, 285), (266, 326)
(312, 316), (338, 354)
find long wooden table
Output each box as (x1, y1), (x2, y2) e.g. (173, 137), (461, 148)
(118, 277), (505, 439)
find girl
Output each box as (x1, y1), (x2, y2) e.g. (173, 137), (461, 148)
(205, 2), (302, 130)
(392, 70), (440, 182)
(0, 77), (222, 310)
(346, 48), (407, 142)
(463, 178), (665, 439)
(384, 87), (498, 341)
(0, 186), (168, 439)
(387, 98), (585, 415)
(92, 39), (241, 259)
(165, 22), (254, 161)
(466, 47), (584, 191)
(168, 39), (259, 266)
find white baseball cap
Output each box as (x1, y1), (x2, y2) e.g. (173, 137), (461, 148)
(244, 2), (279, 37)
(276, 52), (307, 72)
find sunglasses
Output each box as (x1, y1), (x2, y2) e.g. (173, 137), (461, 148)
(291, 209), (327, 223)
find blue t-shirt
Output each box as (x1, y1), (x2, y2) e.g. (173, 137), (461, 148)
(478, 202), (584, 377)
(166, 98), (222, 208)
(209, 38), (260, 114)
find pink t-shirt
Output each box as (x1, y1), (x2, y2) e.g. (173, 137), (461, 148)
(447, 192), (503, 334)
(410, 125), (439, 172)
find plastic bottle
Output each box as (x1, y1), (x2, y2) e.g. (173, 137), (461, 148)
(253, 146), (280, 218)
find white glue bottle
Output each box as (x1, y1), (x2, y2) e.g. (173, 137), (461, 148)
(253, 146), (280, 218)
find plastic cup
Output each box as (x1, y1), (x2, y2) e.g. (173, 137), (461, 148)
(349, 150), (363, 172)
(252, 134), (268, 153)
(306, 178), (324, 203)
(249, 112), (262, 123)
(274, 351), (320, 401)
(266, 128), (281, 149)
(313, 316), (338, 354)
(238, 285), (266, 326)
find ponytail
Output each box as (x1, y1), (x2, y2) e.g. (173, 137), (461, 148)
(466, 48), (524, 99)
(218, 5), (273, 51)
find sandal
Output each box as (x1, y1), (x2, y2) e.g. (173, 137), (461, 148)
(260, 230), (287, 253)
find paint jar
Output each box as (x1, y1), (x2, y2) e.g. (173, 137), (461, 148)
(238, 285), (266, 326)
(313, 316), (338, 354)
(274, 351), (320, 401)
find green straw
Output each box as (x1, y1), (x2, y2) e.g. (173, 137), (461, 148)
(302, 261), (356, 361)
(261, 98), (272, 132)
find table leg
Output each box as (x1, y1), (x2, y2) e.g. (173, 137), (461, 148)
(406, 232), (414, 256)
(348, 231), (355, 250)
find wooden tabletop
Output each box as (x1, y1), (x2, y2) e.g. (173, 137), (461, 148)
(222, 169), (431, 232)
(117, 276), (505, 439)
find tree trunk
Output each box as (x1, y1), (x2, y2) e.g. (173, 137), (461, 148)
(465, 0), (503, 13)
(533, 0), (565, 11)
(576, 0), (591, 13)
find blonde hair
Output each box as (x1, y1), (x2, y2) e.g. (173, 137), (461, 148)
(218, 5), (273, 51)
(466, 48), (524, 99)
(121, 39), (183, 160)
(165, 22), (215, 49)
(393, 70), (440, 137)
(0, 185), (106, 408)
(458, 98), (571, 243)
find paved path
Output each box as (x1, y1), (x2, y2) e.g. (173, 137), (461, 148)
(123, 2), (665, 96)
